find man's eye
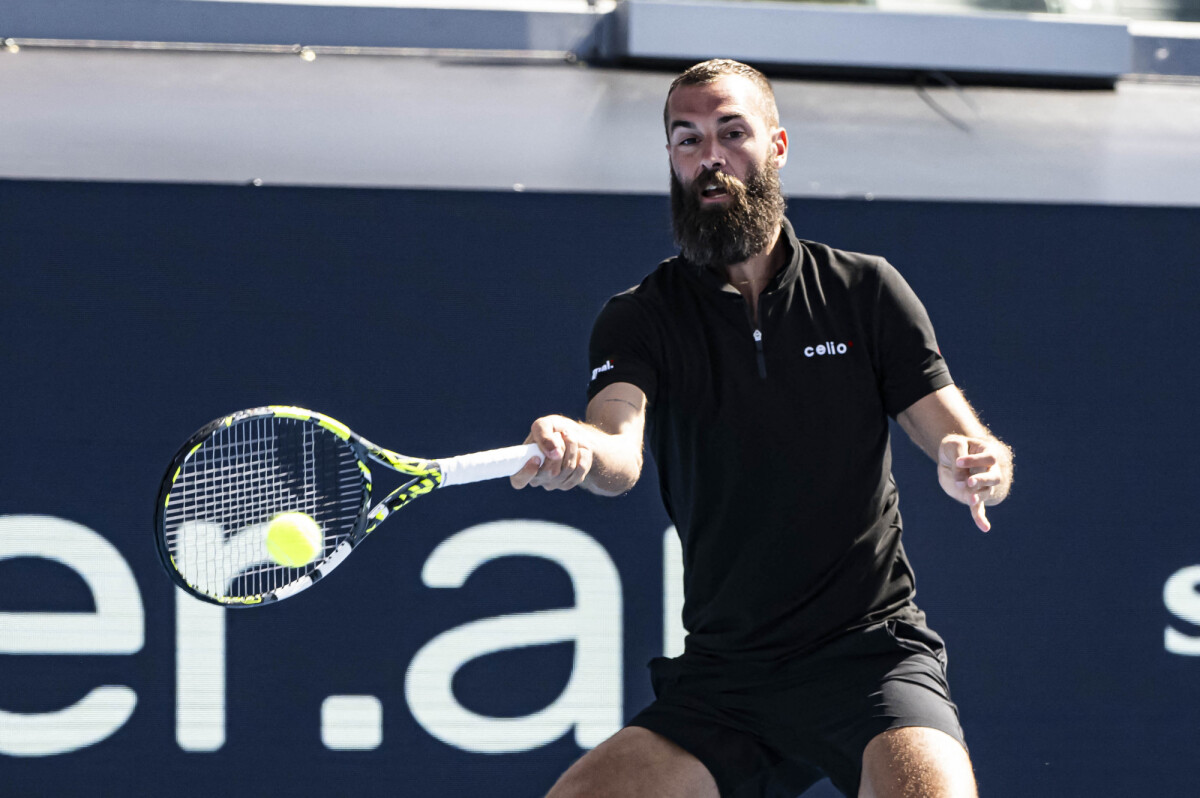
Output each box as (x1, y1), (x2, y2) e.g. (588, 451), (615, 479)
(726, 131), (745, 139)
(677, 137), (697, 146)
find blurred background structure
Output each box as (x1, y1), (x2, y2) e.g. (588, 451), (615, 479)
(2, 1), (1198, 796)
(3, 0), (1199, 201)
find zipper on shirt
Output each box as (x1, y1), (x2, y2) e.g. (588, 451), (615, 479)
(752, 328), (767, 378)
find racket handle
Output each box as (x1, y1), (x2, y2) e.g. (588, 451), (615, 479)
(437, 442), (544, 488)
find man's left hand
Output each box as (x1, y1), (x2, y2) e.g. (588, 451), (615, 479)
(937, 434), (1012, 533)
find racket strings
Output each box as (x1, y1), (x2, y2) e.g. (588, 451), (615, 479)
(163, 416), (365, 600)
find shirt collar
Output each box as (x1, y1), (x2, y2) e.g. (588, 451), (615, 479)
(688, 216), (803, 295)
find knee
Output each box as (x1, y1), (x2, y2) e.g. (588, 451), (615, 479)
(544, 726), (718, 798)
(860, 726), (976, 798)
(545, 763), (601, 798)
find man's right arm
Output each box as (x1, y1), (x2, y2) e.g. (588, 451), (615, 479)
(509, 382), (647, 496)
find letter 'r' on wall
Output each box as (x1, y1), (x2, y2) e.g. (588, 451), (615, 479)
(177, 590), (225, 751)
(0, 515), (142, 756)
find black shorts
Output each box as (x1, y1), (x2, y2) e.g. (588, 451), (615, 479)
(627, 619), (966, 797)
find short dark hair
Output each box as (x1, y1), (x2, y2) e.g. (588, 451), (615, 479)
(663, 59), (780, 135)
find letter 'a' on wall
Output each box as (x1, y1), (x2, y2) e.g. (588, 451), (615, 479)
(1164, 565), (1200, 655)
(0, 515), (143, 756)
(406, 520), (622, 753)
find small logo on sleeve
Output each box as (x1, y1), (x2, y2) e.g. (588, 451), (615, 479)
(804, 341), (852, 357)
(590, 359), (615, 381)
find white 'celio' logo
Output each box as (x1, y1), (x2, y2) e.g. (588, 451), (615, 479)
(805, 341), (852, 357)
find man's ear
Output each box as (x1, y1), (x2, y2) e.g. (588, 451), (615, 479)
(772, 127), (789, 169)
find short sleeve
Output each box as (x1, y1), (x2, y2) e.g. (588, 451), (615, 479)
(586, 293), (659, 406)
(871, 259), (954, 417)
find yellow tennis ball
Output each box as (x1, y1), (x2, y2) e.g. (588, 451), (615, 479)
(266, 512), (323, 567)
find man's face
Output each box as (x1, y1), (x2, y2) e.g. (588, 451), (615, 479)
(665, 75), (788, 268)
(666, 74), (785, 198)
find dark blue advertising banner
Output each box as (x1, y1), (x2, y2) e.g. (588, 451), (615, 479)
(1, 179), (1197, 796)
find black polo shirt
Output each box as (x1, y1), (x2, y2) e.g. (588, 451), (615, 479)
(587, 217), (953, 663)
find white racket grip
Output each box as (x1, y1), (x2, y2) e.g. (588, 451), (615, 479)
(437, 442), (544, 488)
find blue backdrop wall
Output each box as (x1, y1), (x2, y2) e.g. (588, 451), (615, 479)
(1, 179), (1198, 796)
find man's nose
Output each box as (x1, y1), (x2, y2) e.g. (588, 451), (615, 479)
(699, 141), (725, 172)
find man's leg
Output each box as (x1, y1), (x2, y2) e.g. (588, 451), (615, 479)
(858, 726), (977, 798)
(545, 726), (720, 798)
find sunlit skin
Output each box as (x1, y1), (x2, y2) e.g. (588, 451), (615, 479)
(665, 75), (787, 203)
(665, 75), (789, 320)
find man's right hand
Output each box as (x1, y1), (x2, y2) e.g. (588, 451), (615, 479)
(510, 383), (648, 496)
(510, 415), (595, 491)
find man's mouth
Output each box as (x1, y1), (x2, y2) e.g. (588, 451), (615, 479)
(699, 182), (728, 200)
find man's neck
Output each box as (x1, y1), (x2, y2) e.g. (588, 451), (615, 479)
(722, 224), (785, 323)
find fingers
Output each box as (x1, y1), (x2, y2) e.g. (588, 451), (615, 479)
(960, 469), (997, 532)
(970, 492), (991, 533)
(938, 436), (972, 485)
(958, 447), (1003, 497)
(944, 437), (1000, 486)
(959, 462), (998, 514)
(559, 425), (580, 477)
(940, 434), (1002, 532)
(511, 422), (556, 489)
(955, 453), (996, 470)
(939, 435), (969, 464)
(511, 416), (592, 492)
(526, 418), (565, 472)
(963, 471), (1001, 490)
(508, 456), (544, 490)
(554, 447), (593, 491)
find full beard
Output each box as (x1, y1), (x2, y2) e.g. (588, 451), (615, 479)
(670, 159), (786, 270)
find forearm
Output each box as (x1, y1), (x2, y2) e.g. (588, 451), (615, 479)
(900, 387), (987, 458)
(579, 382), (649, 496)
(511, 383), (648, 494)
(579, 423), (643, 497)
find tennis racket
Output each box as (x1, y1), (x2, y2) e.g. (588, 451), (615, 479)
(155, 405), (542, 607)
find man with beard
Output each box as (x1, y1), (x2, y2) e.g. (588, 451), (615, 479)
(511, 59), (1012, 798)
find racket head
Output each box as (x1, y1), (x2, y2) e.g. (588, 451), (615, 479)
(155, 406), (374, 606)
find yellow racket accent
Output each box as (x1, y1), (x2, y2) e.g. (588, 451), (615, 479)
(269, 406), (311, 421)
(319, 417), (352, 440)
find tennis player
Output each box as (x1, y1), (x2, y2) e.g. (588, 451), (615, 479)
(511, 59), (1013, 798)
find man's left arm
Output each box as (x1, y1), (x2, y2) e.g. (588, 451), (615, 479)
(897, 385), (1014, 533)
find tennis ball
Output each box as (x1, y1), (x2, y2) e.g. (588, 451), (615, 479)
(266, 512), (323, 567)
